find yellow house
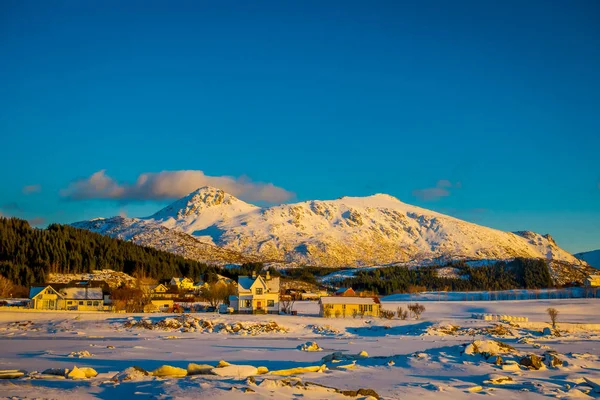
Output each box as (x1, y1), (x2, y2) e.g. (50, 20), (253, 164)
(30, 286), (65, 310)
(169, 277), (195, 291)
(319, 296), (380, 318)
(29, 285), (104, 311)
(229, 272), (280, 314)
(585, 275), (600, 287)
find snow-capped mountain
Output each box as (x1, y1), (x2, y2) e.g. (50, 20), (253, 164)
(72, 186), (588, 269)
(575, 249), (600, 269)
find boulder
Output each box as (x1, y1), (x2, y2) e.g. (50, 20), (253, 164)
(210, 365), (258, 378)
(79, 367), (98, 378)
(67, 366), (88, 380)
(298, 341), (323, 352)
(519, 354), (544, 370)
(257, 366), (269, 374)
(111, 366), (151, 382)
(42, 368), (69, 377)
(340, 388), (380, 399)
(542, 327), (553, 336)
(151, 365), (188, 377)
(187, 363), (214, 375)
(543, 352), (564, 368)
(0, 369), (25, 379)
(484, 374), (514, 385)
(270, 365), (326, 376)
(501, 361), (521, 371)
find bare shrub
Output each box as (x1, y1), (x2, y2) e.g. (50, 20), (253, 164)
(334, 309), (342, 318)
(201, 282), (236, 309)
(380, 309), (395, 319)
(352, 309), (358, 319)
(408, 303), (426, 319)
(547, 307), (559, 329)
(397, 306), (408, 320)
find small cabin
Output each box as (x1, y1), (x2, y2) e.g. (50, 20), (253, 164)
(319, 296), (380, 318)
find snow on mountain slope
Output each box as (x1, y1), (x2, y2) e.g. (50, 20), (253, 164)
(575, 249), (600, 269)
(72, 186), (586, 268)
(71, 216), (256, 265)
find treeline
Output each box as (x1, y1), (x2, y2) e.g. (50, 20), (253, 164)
(337, 258), (554, 295)
(0, 217), (220, 287)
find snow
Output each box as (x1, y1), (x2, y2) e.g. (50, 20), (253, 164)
(72, 186), (587, 268)
(2, 298), (600, 398)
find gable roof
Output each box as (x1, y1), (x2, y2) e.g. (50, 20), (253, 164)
(238, 275), (263, 291)
(151, 283), (169, 291)
(29, 285), (63, 299)
(335, 288), (353, 294)
(59, 287), (103, 300)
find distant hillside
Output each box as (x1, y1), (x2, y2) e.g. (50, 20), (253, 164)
(575, 250), (600, 269)
(0, 217), (219, 287)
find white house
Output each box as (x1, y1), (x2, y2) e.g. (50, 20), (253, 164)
(229, 272), (280, 314)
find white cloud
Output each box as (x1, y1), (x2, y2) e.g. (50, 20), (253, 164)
(412, 179), (460, 201)
(22, 184), (41, 194)
(61, 170), (294, 204)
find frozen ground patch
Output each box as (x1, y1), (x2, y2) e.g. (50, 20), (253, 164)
(1, 299), (600, 398)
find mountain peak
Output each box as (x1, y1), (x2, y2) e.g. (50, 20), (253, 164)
(151, 186), (251, 220)
(336, 192), (403, 205)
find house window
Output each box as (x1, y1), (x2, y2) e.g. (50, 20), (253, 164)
(67, 301), (73, 305)
(93, 301), (99, 306)
(78, 301), (83, 305)
(267, 300), (274, 307)
(87, 301), (92, 306)
(255, 288), (263, 295)
(244, 300), (251, 308)
(368, 305), (373, 312)
(342, 304), (346, 310)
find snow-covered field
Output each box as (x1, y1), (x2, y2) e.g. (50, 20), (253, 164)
(2, 299), (600, 399)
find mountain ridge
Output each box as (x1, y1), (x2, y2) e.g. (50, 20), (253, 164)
(575, 249), (600, 269)
(72, 186), (587, 269)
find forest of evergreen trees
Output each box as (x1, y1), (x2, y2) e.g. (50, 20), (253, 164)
(0, 217), (220, 287)
(336, 258), (555, 295)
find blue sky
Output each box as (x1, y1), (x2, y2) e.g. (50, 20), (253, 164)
(0, 0), (599, 253)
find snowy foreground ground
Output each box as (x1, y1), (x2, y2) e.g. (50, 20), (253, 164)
(2, 299), (600, 399)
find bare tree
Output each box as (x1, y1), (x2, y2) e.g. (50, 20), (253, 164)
(112, 287), (145, 312)
(0, 276), (14, 298)
(280, 292), (296, 314)
(201, 282), (236, 309)
(547, 307), (559, 329)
